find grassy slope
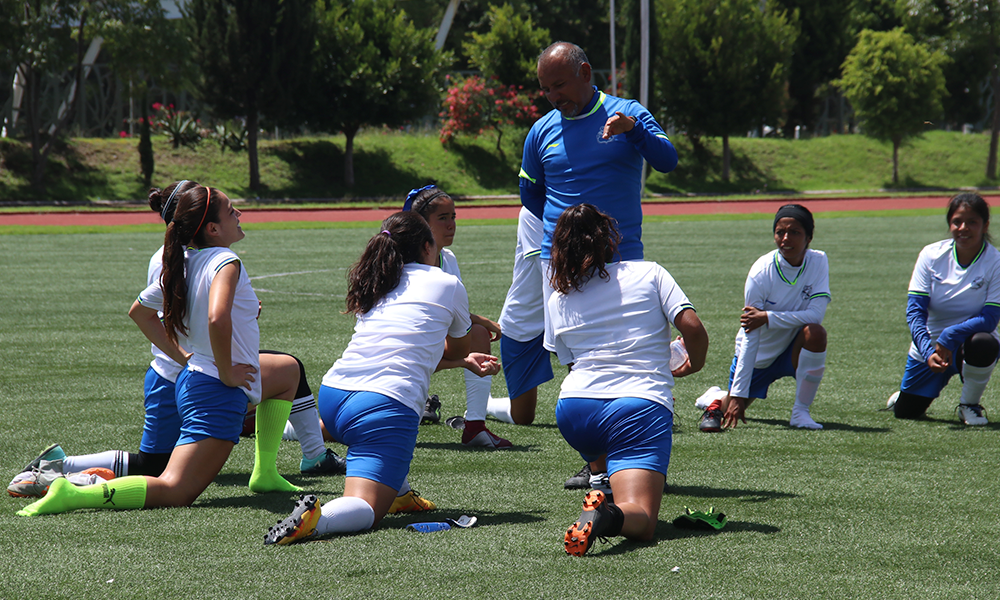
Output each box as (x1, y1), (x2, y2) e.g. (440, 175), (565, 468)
(1, 212), (998, 599)
(0, 129), (995, 202)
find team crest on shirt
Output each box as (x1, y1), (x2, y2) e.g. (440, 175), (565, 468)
(596, 126), (621, 144)
(801, 285), (813, 301)
(971, 276), (985, 290)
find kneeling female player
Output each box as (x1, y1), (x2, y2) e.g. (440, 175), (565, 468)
(699, 204), (831, 432)
(890, 193), (1000, 424)
(264, 212), (499, 545)
(18, 184), (300, 517)
(547, 204), (708, 556)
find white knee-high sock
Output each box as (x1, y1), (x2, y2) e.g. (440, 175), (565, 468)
(791, 349), (825, 429)
(486, 396), (514, 424)
(960, 362), (996, 405)
(64, 451), (129, 478)
(282, 421), (298, 441)
(397, 477), (411, 496)
(464, 371), (491, 422)
(286, 394), (325, 460)
(315, 496), (376, 535)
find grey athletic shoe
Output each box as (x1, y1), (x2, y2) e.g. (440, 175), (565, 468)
(8, 459), (64, 498)
(22, 443), (66, 473)
(564, 463), (592, 489)
(421, 395), (441, 424)
(699, 408), (724, 432)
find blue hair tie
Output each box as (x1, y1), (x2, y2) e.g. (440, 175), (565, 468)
(161, 179), (189, 222)
(403, 184), (439, 212)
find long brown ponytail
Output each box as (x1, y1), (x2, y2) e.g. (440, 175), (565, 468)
(160, 185), (221, 342)
(345, 212), (434, 316)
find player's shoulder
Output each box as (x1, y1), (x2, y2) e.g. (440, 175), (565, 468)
(805, 248), (829, 265)
(530, 109), (562, 133)
(750, 250), (778, 274)
(918, 239), (952, 261)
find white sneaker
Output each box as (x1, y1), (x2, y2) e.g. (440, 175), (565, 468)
(957, 403), (988, 426)
(790, 409), (823, 429)
(887, 391), (900, 410)
(695, 386), (726, 410)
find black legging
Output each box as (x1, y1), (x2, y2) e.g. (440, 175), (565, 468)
(894, 332), (999, 419)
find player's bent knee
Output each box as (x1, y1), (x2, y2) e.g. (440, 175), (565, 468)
(893, 391), (934, 419)
(802, 323), (827, 350)
(964, 332), (999, 367)
(470, 324), (492, 351)
(129, 451), (171, 477)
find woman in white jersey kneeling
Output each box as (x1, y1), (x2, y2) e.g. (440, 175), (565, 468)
(699, 204), (831, 432)
(890, 193), (1000, 424)
(264, 212), (499, 545)
(18, 184), (300, 517)
(548, 204), (708, 556)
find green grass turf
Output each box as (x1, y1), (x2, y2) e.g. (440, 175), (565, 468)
(1, 212), (998, 599)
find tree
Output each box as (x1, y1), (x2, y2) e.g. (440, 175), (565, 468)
(462, 3), (549, 89)
(1, 0), (174, 194)
(98, 0), (184, 187)
(404, 0), (612, 77)
(310, 0), (449, 187)
(836, 28), (949, 184)
(5, 0), (86, 194)
(658, 0), (799, 181)
(946, 0), (1000, 179)
(185, 0), (316, 193)
(769, 0), (855, 137)
(622, 0), (662, 112)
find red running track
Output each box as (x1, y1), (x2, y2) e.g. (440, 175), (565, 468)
(0, 195), (953, 227)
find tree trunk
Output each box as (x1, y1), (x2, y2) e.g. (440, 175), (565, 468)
(344, 125), (359, 188)
(139, 88), (154, 187)
(722, 134), (731, 182)
(892, 137), (900, 185)
(26, 67), (45, 196)
(74, 14), (87, 135)
(988, 66), (1000, 180)
(248, 111), (260, 193)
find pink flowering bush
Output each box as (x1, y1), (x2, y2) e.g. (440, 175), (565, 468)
(151, 103), (202, 149)
(439, 75), (541, 157)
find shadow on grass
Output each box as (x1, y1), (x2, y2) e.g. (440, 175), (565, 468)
(446, 139), (521, 189)
(894, 412), (1000, 431)
(415, 441), (540, 453)
(380, 508), (548, 531)
(748, 417), (889, 433)
(649, 136), (792, 195)
(665, 483), (797, 503)
(659, 519), (781, 541)
(265, 140), (426, 200)
(586, 518), (781, 556)
(0, 138), (112, 201)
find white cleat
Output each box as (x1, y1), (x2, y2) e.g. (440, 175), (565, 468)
(957, 403), (988, 426)
(887, 391), (900, 410)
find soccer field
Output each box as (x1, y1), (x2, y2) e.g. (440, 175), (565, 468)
(1, 211), (997, 599)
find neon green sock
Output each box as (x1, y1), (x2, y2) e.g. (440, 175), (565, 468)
(17, 475), (148, 516)
(249, 398), (301, 493)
